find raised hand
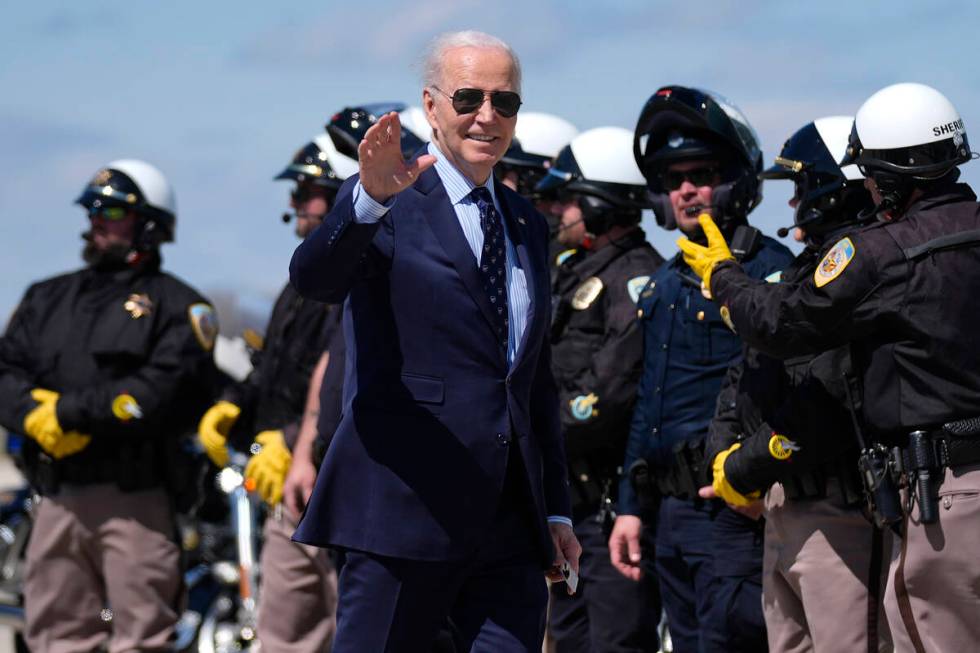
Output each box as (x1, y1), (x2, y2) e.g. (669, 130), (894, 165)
(358, 112), (437, 203)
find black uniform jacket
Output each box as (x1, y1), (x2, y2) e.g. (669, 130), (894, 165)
(551, 228), (663, 462)
(712, 181), (980, 444)
(222, 282), (336, 450)
(0, 260), (217, 475)
(708, 248), (859, 495)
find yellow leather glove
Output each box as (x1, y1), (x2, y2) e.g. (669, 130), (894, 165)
(197, 400), (240, 467)
(23, 389), (91, 459)
(676, 214), (734, 293)
(244, 430), (292, 507)
(712, 442), (761, 508)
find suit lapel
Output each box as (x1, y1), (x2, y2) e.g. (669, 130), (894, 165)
(413, 167), (502, 341)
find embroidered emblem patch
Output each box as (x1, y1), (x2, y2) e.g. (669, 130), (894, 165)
(814, 237), (855, 288)
(123, 293), (153, 319)
(768, 433), (800, 460)
(627, 276), (651, 304)
(765, 271), (782, 284)
(571, 277), (604, 310)
(570, 394), (599, 421)
(111, 394), (143, 421)
(188, 303), (218, 352)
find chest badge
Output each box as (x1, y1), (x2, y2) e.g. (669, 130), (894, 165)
(571, 277), (604, 310)
(627, 276), (651, 304)
(814, 237), (855, 288)
(188, 303), (219, 352)
(123, 293), (153, 319)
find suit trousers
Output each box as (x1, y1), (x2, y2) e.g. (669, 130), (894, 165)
(763, 482), (892, 653)
(24, 484), (181, 653)
(258, 510), (338, 652)
(330, 447), (549, 653)
(885, 463), (980, 653)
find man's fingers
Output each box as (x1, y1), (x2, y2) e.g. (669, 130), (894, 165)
(626, 532), (642, 564)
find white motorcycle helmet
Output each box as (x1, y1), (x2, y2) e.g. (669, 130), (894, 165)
(535, 126), (649, 234)
(76, 159), (177, 245)
(841, 83), (972, 214)
(498, 112), (579, 196)
(399, 105), (433, 143)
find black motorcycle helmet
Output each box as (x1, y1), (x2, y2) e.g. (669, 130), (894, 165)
(633, 85), (763, 231)
(762, 116), (875, 248)
(325, 102), (427, 161)
(274, 135), (350, 192)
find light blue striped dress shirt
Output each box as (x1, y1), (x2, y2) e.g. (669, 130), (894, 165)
(352, 142), (530, 366)
(351, 143), (572, 529)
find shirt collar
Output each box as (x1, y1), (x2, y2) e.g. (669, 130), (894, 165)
(428, 141), (497, 207)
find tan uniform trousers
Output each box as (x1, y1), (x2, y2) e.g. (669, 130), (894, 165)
(885, 463), (980, 653)
(24, 484), (181, 653)
(257, 509), (337, 652)
(763, 482), (892, 653)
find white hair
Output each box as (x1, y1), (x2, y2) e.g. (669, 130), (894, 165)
(421, 30), (522, 95)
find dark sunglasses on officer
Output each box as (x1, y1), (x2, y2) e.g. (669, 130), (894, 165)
(660, 166), (720, 191)
(430, 86), (522, 118)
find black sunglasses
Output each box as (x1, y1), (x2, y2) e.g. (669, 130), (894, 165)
(431, 86), (522, 118)
(660, 167), (720, 191)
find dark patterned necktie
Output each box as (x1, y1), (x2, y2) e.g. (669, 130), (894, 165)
(471, 186), (509, 349)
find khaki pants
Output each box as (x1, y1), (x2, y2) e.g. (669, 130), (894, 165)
(763, 482), (892, 652)
(24, 484), (181, 653)
(257, 510), (337, 652)
(885, 463), (980, 653)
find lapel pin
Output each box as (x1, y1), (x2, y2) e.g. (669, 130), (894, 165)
(517, 216), (526, 225)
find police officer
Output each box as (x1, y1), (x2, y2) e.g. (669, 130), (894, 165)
(609, 86), (793, 652)
(701, 117), (892, 651)
(535, 126), (663, 652)
(0, 160), (218, 652)
(496, 111), (581, 279)
(198, 132), (356, 651)
(678, 82), (980, 652)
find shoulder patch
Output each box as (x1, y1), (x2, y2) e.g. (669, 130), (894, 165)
(188, 303), (218, 352)
(555, 249), (577, 267)
(627, 276), (650, 304)
(571, 277), (604, 310)
(765, 271), (782, 284)
(814, 237), (855, 288)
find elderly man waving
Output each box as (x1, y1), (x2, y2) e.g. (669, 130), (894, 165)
(289, 31), (580, 652)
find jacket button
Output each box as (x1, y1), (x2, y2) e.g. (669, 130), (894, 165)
(496, 433), (510, 446)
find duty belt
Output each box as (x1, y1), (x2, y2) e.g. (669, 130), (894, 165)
(781, 454), (864, 506)
(629, 440), (709, 504)
(900, 417), (980, 524)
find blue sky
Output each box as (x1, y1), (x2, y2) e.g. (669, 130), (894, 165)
(3, 1), (980, 323)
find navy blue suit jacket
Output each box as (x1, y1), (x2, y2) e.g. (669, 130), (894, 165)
(289, 165), (572, 565)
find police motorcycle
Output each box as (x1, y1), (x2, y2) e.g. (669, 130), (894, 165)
(178, 448), (262, 653)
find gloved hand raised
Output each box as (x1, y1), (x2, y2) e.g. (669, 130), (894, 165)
(197, 400), (240, 467)
(23, 389), (91, 459)
(244, 430), (292, 507)
(676, 214), (734, 293)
